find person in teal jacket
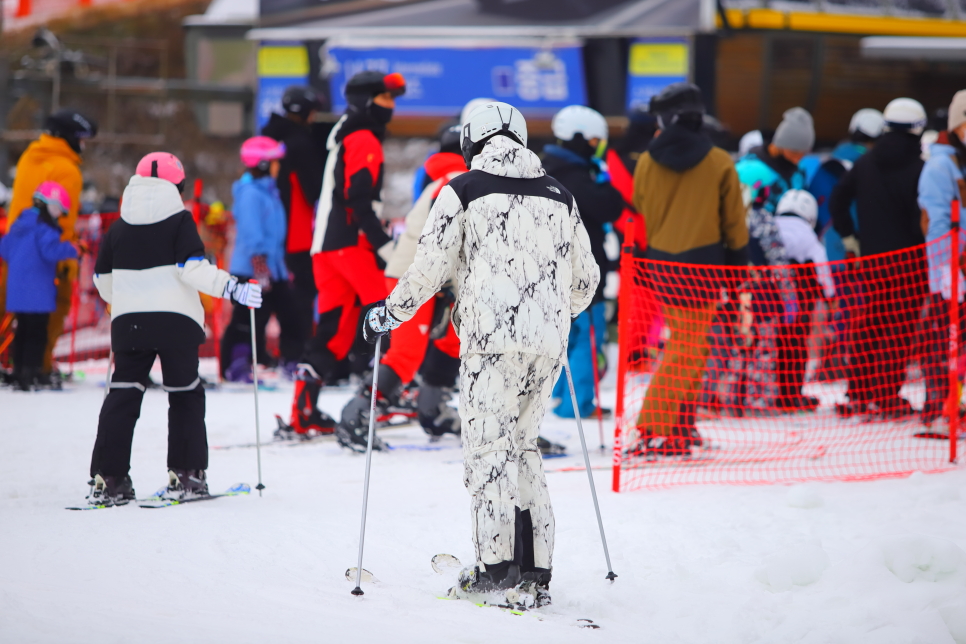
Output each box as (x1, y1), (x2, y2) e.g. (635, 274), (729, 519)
(735, 107), (814, 266)
(220, 136), (301, 381)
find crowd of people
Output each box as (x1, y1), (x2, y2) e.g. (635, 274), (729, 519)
(1, 68), (964, 601)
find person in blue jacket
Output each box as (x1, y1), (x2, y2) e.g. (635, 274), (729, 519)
(219, 136), (300, 381)
(0, 181), (78, 390)
(919, 90), (966, 428)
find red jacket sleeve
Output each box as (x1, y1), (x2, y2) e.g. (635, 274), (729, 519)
(343, 130), (391, 249)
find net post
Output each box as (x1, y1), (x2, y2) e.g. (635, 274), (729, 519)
(950, 200), (960, 463)
(613, 219), (637, 493)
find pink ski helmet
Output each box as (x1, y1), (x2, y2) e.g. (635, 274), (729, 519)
(136, 152), (186, 191)
(240, 136), (286, 171)
(33, 181), (72, 216)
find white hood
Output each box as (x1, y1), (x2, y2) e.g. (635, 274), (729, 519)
(470, 135), (546, 179)
(120, 175), (187, 225)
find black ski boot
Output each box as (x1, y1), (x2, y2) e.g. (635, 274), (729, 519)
(87, 473), (136, 507)
(418, 383), (461, 440)
(517, 569), (552, 608)
(457, 561), (522, 594)
(537, 435), (566, 456)
(162, 469), (209, 501)
(336, 365), (402, 452)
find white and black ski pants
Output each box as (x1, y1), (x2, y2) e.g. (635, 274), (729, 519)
(90, 346), (206, 478)
(460, 352), (561, 573)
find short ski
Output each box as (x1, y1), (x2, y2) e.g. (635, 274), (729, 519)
(138, 483), (250, 508)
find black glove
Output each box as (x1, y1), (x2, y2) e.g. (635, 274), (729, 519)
(362, 300), (401, 344)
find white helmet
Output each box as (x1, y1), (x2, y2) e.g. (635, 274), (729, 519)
(849, 108), (885, 139)
(461, 98), (494, 126)
(552, 105), (608, 143)
(883, 98), (927, 135)
(776, 189), (819, 229)
(460, 101), (527, 165)
(738, 130), (763, 157)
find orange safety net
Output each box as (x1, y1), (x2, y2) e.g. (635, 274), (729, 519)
(613, 224), (965, 492)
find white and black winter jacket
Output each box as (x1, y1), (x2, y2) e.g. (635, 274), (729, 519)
(386, 136), (599, 360)
(94, 175), (233, 350)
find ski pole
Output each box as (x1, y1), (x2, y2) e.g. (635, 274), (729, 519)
(352, 334), (383, 597)
(103, 349), (113, 402)
(564, 356), (617, 582)
(249, 281), (265, 497)
(588, 318), (606, 455)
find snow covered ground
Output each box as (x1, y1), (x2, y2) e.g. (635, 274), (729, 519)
(2, 358), (966, 643)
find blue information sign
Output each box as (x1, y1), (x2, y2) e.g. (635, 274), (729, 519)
(326, 43), (586, 116)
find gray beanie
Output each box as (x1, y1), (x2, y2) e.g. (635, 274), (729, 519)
(773, 107), (815, 152)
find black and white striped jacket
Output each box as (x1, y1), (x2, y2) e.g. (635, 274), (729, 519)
(94, 176), (232, 350)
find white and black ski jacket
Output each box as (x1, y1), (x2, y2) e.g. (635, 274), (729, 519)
(386, 136), (599, 360)
(94, 176), (232, 350)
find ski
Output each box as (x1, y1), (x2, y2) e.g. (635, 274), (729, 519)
(66, 500), (140, 511)
(138, 483), (251, 508)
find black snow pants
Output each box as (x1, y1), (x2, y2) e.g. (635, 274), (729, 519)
(90, 346), (207, 478)
(12, 312), (49, 379)
(219, 279), (302, 376)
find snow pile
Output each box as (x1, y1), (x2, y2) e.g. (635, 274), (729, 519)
(756, 542), (830, 592)
(880, 535), (966, 584)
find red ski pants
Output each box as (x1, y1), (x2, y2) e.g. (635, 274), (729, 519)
(311, 244), (388, 364)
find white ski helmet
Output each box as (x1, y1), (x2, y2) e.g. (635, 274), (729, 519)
(738, 130), (763, 157)
(461, 97), (495, 126)
(883, 98), (927, 135)
(849, 108), (885, 140)
(551, 105), (608, 143)
(460, 101), (527, 165)
(776, 189), (819, 229)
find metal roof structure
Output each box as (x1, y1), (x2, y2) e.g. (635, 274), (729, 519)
(245, 0), (712, 40)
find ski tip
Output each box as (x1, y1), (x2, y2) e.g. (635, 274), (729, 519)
(431, 553), (462, 574)
(226, 483), (252, 495)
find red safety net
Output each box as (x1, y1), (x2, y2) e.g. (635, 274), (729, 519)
(613, 222), (965, 492)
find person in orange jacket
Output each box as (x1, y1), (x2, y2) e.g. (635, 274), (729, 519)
(0, 109), (97, 385)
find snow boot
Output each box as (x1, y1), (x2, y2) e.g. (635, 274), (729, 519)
(87, 473), (136, 507)
(161, 469), (209, 501)
(457, 561), (522, 594)
(224, 344), (254, 383)
(388, 381), (419, 419)
(418, 383), (461, 439)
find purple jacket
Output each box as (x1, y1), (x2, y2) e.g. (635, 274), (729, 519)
(0, 207), (77, 313)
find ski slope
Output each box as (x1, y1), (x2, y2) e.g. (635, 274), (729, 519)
(2, 358), (966, 643)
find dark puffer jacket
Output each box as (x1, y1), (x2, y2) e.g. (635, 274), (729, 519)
(830, 131), (925, 256)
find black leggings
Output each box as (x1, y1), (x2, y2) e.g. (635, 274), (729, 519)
(12, 312), (49, 378)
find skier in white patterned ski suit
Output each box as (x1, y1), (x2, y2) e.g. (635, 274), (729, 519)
(364, 102), (598, 599)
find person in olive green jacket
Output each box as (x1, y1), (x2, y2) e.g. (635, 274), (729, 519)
(630, 83), (748, 458)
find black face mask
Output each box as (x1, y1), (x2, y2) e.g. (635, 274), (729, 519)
(368, 103), (394, 125)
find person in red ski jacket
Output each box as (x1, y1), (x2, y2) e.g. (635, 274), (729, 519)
(279, 70), (406, 439)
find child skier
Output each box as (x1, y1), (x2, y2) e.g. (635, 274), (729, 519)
(0, 181), (78, 390)
(87, 152), (262, 506)
(220, 136), (300, 382)
(364, 102), (599, 604)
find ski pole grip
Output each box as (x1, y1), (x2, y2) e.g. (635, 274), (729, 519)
(248, 278), (259, 310)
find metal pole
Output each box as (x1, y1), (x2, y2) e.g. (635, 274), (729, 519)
(249, 286), (265, 496)
(563, 356), (617, 582)
(352, 334), (383, 596)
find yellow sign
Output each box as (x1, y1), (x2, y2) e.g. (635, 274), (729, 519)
(258, 46), (310, 78)
(629, 43), (688, 77)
